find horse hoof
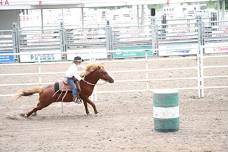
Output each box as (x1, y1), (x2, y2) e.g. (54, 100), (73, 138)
(94, 112), (102, 117)
(31, 112), (37, 117)
(20, 113), (28, 118)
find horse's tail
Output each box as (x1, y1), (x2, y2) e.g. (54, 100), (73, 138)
(16, 86), (44, 100)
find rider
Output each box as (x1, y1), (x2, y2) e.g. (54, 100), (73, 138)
(65, 56), (84, 103)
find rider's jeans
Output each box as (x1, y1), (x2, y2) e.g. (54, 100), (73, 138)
(66, 77), (78, 97)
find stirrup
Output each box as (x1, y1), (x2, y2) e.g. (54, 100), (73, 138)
(74, 97), (82, 104)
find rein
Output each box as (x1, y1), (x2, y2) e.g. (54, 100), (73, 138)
(81, 78), (107, 86)
(82, 79), (96, 86)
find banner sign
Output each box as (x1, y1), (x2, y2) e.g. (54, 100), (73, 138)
(0, 50), (14, 63)
(67, 48), (107, 60)
(20, 51), (62, 62)
(159, 43), (197, 56)
(205, 42), (228, 53)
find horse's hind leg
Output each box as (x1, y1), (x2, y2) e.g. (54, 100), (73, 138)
(25, 102), (50, 118)
(30, 103), (41, 116)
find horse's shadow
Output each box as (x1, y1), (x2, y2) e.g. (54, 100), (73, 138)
(6, 112), (102, 121)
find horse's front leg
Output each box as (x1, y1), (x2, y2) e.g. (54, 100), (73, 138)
(83, 97), (98, 114)
(82, 99), (90, 115)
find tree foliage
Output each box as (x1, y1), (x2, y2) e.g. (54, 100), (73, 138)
(226, 0), (228, 9)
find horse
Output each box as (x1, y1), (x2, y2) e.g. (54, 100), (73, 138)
(16, 63), (114, 117)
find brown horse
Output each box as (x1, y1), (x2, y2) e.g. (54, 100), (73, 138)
(16, 63), (114, 117)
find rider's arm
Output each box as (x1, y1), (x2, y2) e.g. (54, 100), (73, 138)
(73, 73), (82, 81)
(75, 81), (81, 93)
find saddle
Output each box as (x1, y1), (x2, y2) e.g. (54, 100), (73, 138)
(53, 80), (82, 104)
(54, 80), (72, 93)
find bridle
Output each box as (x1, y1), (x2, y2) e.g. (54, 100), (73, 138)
(81, 67), (109, 86)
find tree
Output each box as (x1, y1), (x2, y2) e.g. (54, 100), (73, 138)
(225, 0), (228, 9)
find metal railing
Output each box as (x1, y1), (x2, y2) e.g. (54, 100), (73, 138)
(1, 17), (228, 63)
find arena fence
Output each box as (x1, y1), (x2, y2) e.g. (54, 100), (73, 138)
(0, 49), (227, 99)
(0, 17), (228, 99)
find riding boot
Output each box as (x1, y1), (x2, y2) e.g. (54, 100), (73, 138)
(73, 96), (82, 104)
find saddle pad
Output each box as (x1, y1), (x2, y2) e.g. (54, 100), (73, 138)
(54, 82), (60, 92)
(54, 81), (72, 92)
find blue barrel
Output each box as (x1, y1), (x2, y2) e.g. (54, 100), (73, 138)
(153, 89), (179, 132)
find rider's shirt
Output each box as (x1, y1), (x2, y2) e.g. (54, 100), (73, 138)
(65, 63), (82, 81)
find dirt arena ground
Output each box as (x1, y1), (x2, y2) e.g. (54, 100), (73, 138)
(0, 56), (228, 152)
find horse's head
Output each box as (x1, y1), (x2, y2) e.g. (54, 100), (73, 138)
(96, 65), (114, 83)
(82, 63), (114, 83)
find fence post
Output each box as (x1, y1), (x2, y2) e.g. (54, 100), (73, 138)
(145, 50), (150, 90)
(89, 50), (98, 102)
(151, 17), (158, 56)
(60, 21), (67, 61)
(196, 16), (204, 98)
(37, 55), (42, 85)
(12, 23), (20, 62)
(92, 85), (98, 102)
(105, 20), (113, 58)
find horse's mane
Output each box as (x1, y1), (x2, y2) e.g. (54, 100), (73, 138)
(80, 63), (104, 77)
